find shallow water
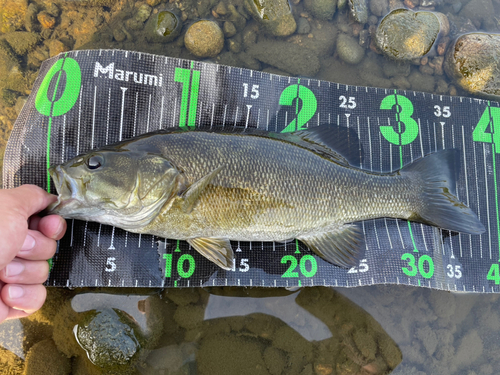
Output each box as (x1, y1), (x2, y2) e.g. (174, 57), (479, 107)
(0, 0), (500, 374)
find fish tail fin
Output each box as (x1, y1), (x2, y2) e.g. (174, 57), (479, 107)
(403, 149), (485, 235)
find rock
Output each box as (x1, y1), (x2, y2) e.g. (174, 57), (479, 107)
(349, 0), (369, 24)
(145, 10), (182, 43)
(74, 308), (142, 368)
(185, 20), (224, 58)
(369, 0), (389, 17)
(248, 39), (320, 77)
(297, 17), (311, 34)
(125, 3), (152, 30)
(336, 33), (365, 65)
(24, 3), (39, 33)
(0, 0), (28, 33)
(14, 95), (27, 116)
(146, 0), (161, 6)
(25, 339), (71, 375)
(303, 0), (337, 20)
(375, 9), (441, 60)
(286, 20), (338, 57)
(37, 11), (56, 29)
(244, 0), (296, 36)
(45, 39), (69, 57)
(444, 33), (500, 98)
(2, 32), (40, 56)
(408, 70), (435, 92)
(223, 21), (237, 37)
(459, 0), (494, 29)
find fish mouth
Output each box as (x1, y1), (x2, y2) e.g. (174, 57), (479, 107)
(46, 165), (84, 216)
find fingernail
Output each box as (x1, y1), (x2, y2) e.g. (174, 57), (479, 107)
(8, 286), (24, 299)
(20, 234), (35, 251)
(6, 261), (24, 277)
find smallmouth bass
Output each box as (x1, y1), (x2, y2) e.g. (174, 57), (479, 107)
(47, 126), (485, 269)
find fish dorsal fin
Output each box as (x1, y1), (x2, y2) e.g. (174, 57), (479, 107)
(297, 224), (365, 268)
(188, 237), (234, 270)
(181, 165), (224, 213)
(292, 125), (363, 167)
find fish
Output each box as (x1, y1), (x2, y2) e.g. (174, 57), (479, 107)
(47, 125), (485, 270)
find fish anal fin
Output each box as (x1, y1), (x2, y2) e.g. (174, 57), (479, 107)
(298, 224), (365, 268)
(181, 165), (224, 213)
(187, 237), (234, 270)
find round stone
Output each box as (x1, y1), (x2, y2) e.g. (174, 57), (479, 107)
(444, 33), (500, 97)
(375, 9), (441, 61)
(185, 20), (224, 58)
(337, 33), (365, 65)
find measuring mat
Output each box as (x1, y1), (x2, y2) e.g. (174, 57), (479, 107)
(3, 49), (500, 292)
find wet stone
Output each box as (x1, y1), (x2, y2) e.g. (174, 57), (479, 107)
(74, 308), (142, 368)
(223, 21), (237, 37)
(37, 11), (56, 29)
(349, 0), (369, 24)
(303, 0), (337, 20)
(0, 0), (28, 33)
(146, 10), (182, 43)
(336, 33), (365, 65)
(444, 33), (500, 98)
(184, 20), (224, 57)
(375, 9), (441, 60)
(296, 17), (311, 34)
(244, 0), (296, 36)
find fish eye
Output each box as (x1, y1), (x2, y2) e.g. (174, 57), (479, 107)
(86, 155), (103, 170)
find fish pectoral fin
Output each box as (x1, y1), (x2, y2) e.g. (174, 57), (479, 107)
(298, 224), (365, 268)
(181, 165), (224, 213)
(187, 237), (234, 270)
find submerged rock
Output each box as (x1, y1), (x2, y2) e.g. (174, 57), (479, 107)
(348, 0), (368, 24)
(375, 9), (441, 61)
(444, 33), (500, 98)
(185, 20), (224, 58)
(244, 0), (296, 36)
(0, 0), (28, 33)
(145, 10), (182, 43)
(74, 308), (142, 368)
(248, 38), (320, 77)
(303, 0), (337, 21)
(337, 33), (365, 65)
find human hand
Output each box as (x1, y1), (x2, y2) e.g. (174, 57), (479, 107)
(0, 185), (66, 321)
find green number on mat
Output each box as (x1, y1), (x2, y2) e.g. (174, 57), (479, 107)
(380, 94), (419, 145)
(174, 67), (200, 129)
(472, 105), (500, 153)
(402, 253), (434, 278)
(487, 263), (500, 285)
(163, 253), (195, 278)
(281, 254), (318, 278)
(279, 84), (318, 133)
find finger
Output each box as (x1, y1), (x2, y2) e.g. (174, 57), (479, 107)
(28, 215), (41, 231)
(16, 230), (57, 261)
(1, 284), (46, 313)
(5, 185), (57, 219)
(36, 215), (67, 240)
(0, 259), (49, 284)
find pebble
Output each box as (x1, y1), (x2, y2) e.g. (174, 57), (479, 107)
(223, 21), (237, 37)
(37, 11), (56, 29)
(375, 9), (441, 60)
(349, 0), (369, 24)
(296, 17), (311, 34)
(336, 33), (365, 65)
(244, 0), (296, 36)
(304, 0), (337, 20)
(184, 20), (224, 58)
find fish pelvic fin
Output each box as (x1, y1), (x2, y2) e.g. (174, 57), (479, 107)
(404, 149), (485, 235)
(181, 165), (224, 213)
(298, 224), (365, 268)
(187, 237), (234, 270)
